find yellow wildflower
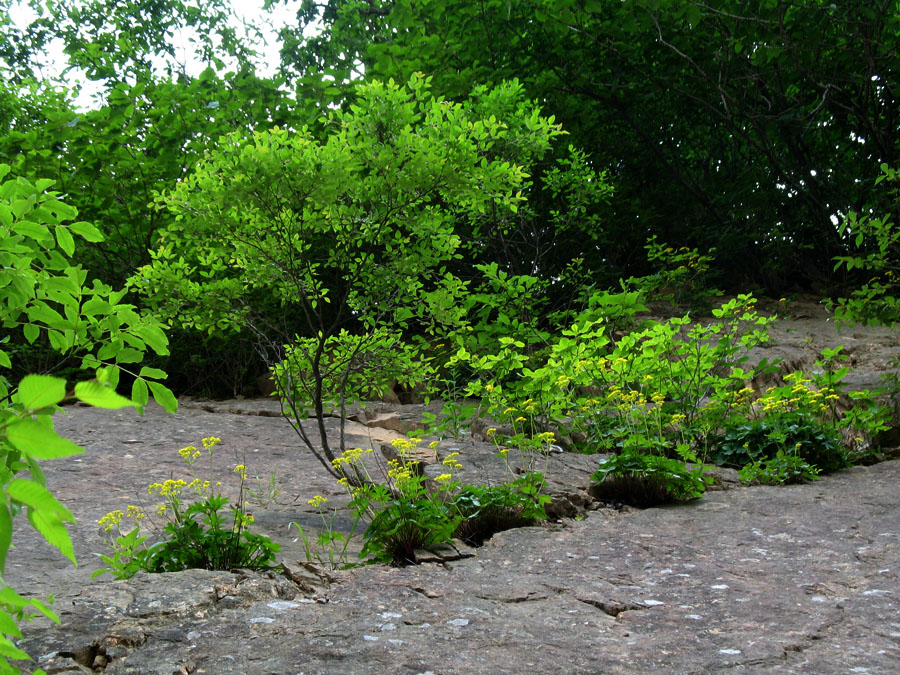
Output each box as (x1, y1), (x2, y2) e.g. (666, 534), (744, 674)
(308, 495), (328, 508)
(202, 436), (221, 449)
(234, 465), (247, 480)
(98, 510), (124, 532)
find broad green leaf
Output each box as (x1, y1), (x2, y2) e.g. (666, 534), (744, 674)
(0, 608), (22, 638)
(23, 323), (40, 344)
(114, 347), (144, 364)
(6, 479), (75, 523)
(97, 341), (121, 361)
(148, 381), (178, 413)
(138, 366), (167, 379)
(27, 507), (76, 565)
(74, 380), (135, 409)
(0, 636), (31, 660)
(55, 226), (75, 256)
(17, 375), (67, 410)
(131, 377), (149, 408)
(14, 220), (52, 243)
(69, 221), (104, 242)
(136, 323), (169, 355)
(5, 419), (84, 459)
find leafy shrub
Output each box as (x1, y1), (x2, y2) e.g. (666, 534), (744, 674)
(130, 75), (565, 481)
(324, 439), (550, 566)
(828, 164), (900, 327)
(95, 438), (279, 579)
(739, 451), (821, 485)
(451, 473), (550, 546)
(625, 236), (722, 309)
(713, 418), (847, 472)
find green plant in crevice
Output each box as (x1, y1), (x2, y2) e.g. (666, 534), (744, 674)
(590, 444), (713, 507)
(292, 494), (364, 570)
(336, 440), (462, 566)
(94, 437), (280, 579)
(323, 438), (550, 566)
(738, 449), (821, 486)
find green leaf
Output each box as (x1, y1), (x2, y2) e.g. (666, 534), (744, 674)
(0, 504), (11, 575)
(23, 323), (40, 344)
(17, 375), (67, 410)
(6, 479), (75, 523)
(114, 347), (144, 364)
(69, 221), (104, 242)
(5, 419), (84, 459)
(0, 636), (31, 660)
(74, 380), (135, 409)
(148, 381), (178, 413)
(138, 366), (167, 379)
(27, 506), (76, 565)
(0, 608), (23, 638)
(136, 323), (169, 356)
(131, 377), (149, 408)
(55, 226), (75, 256)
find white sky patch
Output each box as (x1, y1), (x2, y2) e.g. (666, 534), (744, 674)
(7, 0), (307, 110)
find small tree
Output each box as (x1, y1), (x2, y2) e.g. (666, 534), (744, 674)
(131, 75), (564, 477)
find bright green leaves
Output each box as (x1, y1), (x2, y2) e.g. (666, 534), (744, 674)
(8, 478), (76, 563)
(0, 165), (174, 670)
(4, 418), (83, 460)
(0, 165), (172, 381)
(131, 76), (561, 340)
(148, 381), (178, 414)
(73, 380), (134, 409)
(15, 375), (66, 411)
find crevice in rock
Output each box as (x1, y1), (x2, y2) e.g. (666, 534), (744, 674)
(576, 596), (647, 617)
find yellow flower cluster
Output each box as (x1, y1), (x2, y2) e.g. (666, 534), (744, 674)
(202, 436), (221, 449)
(755, 373), (835, 417)
(148, 479), (188, 497)
(98, 505), (145, 532)
(330, 446), (374, 470)
(442, 452), (463, 470)
(308, 495), (328, 508)
(187, 478), (210, 492)
(98, 510), (123, 532)
(178, 445), (202, 463)
(386, 458), (416, 489)
(390, 437), (421, 454)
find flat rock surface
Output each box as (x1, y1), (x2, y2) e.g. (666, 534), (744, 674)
(7, 299), (900, 674)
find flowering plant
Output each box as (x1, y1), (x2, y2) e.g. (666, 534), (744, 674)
(94, 437), (279, 579)
(301, 438), (550, 566)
